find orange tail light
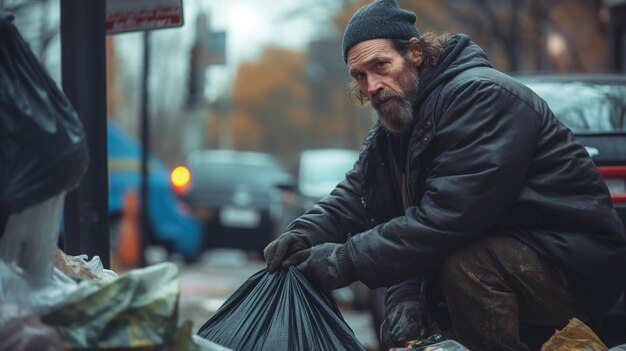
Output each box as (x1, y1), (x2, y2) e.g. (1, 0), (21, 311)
(171, 166), (191, 195)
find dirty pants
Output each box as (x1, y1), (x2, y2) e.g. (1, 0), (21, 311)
(439, 234), (593, 351)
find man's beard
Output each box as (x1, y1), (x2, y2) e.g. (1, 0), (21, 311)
(371, 66), (420, 135)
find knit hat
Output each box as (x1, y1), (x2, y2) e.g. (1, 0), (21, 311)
(342, 0), (421, 63)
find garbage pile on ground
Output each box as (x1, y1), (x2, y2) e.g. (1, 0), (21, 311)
(0, 10), (226, 351)
(0, 189), (223, 350)
(0, 195), (230, 351)
(1, 241), (198, 350)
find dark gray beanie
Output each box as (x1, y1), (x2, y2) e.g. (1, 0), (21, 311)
(342, 0), (421, 63)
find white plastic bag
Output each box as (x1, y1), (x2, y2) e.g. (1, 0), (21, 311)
(0, 192), (119, 315)
(0, 193), (64, 287)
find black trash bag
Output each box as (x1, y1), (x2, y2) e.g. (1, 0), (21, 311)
(197, 267), (366, 351)
(0, 11), (88, 233)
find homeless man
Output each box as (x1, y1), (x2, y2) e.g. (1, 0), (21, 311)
(264, 0), (626, 350)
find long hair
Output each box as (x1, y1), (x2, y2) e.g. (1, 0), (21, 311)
(347, 32), (450, 106)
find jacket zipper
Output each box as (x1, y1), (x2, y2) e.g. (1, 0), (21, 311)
(405, 129), (432, 208)
(404, 148), (414, 208)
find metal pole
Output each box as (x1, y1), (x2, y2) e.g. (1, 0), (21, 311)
(139, 30), (151, 267)
(60, 0), (110, 268)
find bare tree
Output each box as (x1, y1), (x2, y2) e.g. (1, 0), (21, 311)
(445, 0), (607, 72)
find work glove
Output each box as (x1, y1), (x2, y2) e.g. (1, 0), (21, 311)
(288, 242), (355, 292)
(264, 232), (312, 272)
(380, 277), (439, 348)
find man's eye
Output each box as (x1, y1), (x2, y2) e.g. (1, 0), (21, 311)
(376, 62), (388, 69)
(354, 73), (365, 80)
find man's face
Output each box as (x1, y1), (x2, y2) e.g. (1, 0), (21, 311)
(347, 38), (422, 134)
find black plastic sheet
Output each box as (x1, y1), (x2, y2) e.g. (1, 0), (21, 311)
(0, 11), (88, 233)
(197, 267), (366, 351)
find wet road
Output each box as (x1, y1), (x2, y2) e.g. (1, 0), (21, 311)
(174, 248), (380, 350)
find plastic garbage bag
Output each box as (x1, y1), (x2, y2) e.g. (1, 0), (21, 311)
(54, 248), (117, 282)
(0, 10), (88, 235)
(0, 193), (112, 316)
(0, 303), (64, 351)
(41, 262), (197, 350)
(0, 249), (116, 317)
(0, 259), (85, 317)
(197, 267), (365, 351)
(0, 193), (65, 288)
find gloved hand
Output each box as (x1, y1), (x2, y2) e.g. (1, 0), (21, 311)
(380, 278), (438, 348)
(264, 232), (312, 272)
(383, 300), (434, 347)
(290, 242), (355, 292)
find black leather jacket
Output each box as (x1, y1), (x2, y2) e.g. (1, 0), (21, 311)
(288, 34), (626, 315)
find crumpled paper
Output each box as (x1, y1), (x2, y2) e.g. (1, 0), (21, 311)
(541, 318), (607, 351)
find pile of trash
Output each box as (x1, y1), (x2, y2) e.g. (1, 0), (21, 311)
(0, 246), (197, 350)
(0, 10), (225, 351)
(0, 190), (212, 350)
(0, 191), (222, 350)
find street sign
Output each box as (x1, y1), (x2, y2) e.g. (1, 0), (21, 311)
(202, 31), (227, 65)
(106, 0), (184, 34)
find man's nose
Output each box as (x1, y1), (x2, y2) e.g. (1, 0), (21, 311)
(367, 76), (384, 96)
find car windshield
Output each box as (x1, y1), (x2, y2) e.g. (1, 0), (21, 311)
(299, 150), (359, 198)
(526, 81), (626, 132)
(193, 161), (288, 189)
(188, 150), (289, 190)
(302, 157), (356, 185)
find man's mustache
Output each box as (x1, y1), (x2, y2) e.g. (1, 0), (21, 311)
(372, 89), (404, 107)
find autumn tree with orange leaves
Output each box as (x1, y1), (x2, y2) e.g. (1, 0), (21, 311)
(229, 43), (371, 172)
(231, 47), (313, 170)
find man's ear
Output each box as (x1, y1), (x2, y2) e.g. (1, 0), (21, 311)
(407, 37), (423, 67)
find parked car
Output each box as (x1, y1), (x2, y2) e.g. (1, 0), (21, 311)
(171, 150), (294, 253)
(107, 121), (203, 262)
(518, 73), (626, 344)
(297, 148), (362, 211)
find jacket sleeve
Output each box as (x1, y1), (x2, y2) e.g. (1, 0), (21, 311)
(346, 78), (544, 288)
(286, 157), (369, 245)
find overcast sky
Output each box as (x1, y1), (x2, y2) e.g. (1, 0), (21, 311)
(112, 0), (340, 102)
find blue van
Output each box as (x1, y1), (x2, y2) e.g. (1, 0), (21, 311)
(107, 121), (203, 262)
